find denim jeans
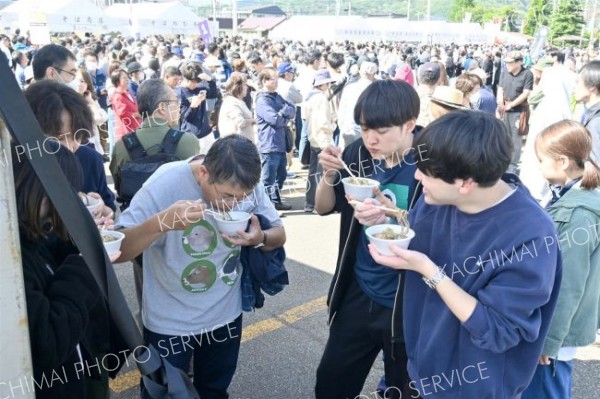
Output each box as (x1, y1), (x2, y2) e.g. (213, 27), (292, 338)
(260, 152), (287, 204)
(298, 122), (309, 166)
(522, 358), (573, 399)
(142, 315), (243, 399)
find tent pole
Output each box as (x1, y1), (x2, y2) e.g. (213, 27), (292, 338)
(0, 118), (35, 399)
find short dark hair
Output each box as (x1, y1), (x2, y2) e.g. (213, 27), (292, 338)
(203, 135), (261, 190)
(180, 61), (203, 82)
(110, 68), (127, 87)
(306, 50), (321, 65)
(354, 80), (420, 129)
(12, 140), (83, 241)
(414, 110), (512, 187)
(148, 57), (160, 72)
(24, 80), (93, 143)
(164, 65), (182, 78)
(327, 52), (344, 69)
(247, 54), (263, 65)
(32, 44), (76, 80)
(580, 60), (600, 92)
(548, 48), (565, 64)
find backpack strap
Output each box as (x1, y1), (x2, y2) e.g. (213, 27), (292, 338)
(159, 129), (185, 155)
(122, 131), (146, 160)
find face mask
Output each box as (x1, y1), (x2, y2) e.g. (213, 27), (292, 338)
(86, 61), (98, 71)
(57, 70), (81, 91)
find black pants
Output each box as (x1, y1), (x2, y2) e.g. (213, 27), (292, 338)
(305, 147), (322, 208)
(142, 315), (242, 399)
(316, 277), (411, 399)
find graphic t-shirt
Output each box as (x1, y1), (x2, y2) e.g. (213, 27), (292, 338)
(117, 161), (282, 336)
(354, 155), (418, 308)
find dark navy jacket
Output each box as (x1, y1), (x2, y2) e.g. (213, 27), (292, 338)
(241, 214), (288, 311)
(255, 91), (295, 154)
(176, 80), (219, 139)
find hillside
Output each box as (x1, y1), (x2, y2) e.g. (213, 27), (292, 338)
(189, 0), (530, 20)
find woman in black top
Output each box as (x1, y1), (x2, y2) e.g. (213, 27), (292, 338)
(12, 141), (117, 398)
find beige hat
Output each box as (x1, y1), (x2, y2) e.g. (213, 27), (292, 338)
(469, 68), (488, 84)
(431, 86), (468, 110)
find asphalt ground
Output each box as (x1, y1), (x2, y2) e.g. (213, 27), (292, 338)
(106, 159), (600, 399)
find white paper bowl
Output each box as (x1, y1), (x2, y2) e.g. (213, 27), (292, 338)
(81, 194), (101, 215)
(213, 211), (251, 236)
(341, 177), (379, 201)
(366, 224), (415, 256)
(101, 230), (125, 256)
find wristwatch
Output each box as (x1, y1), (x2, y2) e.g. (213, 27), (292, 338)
(422, 266), (446, 290)
(253, 230), (267, 249)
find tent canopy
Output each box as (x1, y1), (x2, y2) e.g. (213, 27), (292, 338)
(0, 0), (124, 33)
(104, 1), (207, 36)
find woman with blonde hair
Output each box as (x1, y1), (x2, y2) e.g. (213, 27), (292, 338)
(218, 72), (256, 141)
(523, 120), (600, 399)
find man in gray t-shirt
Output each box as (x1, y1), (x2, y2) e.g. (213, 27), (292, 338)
(114, 135), (285, 399)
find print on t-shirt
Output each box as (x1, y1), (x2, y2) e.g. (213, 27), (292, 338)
(182, 221), (218, 258)
(180, 218), (242, 293)
(181, 260), (217, 292)
(220, 250), (241, 285)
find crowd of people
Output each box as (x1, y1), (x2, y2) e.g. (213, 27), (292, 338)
(2, 28), (600, 399)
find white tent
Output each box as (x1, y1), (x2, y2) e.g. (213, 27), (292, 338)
(269, 16), (492, 44)
(104, 1), (207, 36)
(0, 0), (124, 33)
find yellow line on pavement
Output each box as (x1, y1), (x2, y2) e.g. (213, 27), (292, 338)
(109, 296), (327, 394)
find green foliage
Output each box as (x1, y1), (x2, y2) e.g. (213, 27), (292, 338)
(449, 0), (475, 22)
(523, 0), (550, 36)
(549, 0), (585, 40)
(190, 0), (530, 26)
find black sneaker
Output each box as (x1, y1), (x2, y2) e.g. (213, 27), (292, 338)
(304, 205), (315, 213)
(274, 202), (292, 211)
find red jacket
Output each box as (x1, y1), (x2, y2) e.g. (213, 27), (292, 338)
(111, 88), (141, 141)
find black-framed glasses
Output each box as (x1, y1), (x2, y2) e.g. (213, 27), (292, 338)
(53, 67), (76, 78)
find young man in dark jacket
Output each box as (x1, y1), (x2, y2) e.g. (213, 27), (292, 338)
(255, 67), (296, 211)
(314, 80), (421, 399)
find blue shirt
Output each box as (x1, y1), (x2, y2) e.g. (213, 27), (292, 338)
(90, 70), (107, 109)
(354, 155), (418, 308)
(403, 175), (562, 398)
(75, 145), (116, 211)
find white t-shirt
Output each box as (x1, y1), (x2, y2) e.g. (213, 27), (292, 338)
(117, 161), (282, 336)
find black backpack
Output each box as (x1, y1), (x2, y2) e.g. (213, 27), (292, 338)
(117, 128), (184, 209)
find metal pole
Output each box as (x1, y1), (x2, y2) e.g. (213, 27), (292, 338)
(0, 118), (35, 399)
(407, 0), (411, 21)
(427, 0), (431, 21)
(591, 0), (598, 46)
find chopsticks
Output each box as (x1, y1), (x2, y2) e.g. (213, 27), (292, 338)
(337, 155), (356, 178)
(348, 200), (403, 215)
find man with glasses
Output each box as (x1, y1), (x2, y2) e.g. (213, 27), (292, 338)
(110, 79), (200, 323)
(31, 44), (79, 91)
(114, 135), (285, 399)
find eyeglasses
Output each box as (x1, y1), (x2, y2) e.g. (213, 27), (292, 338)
(54, 67), (77, 79)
